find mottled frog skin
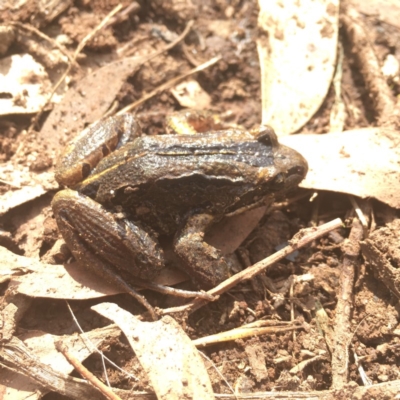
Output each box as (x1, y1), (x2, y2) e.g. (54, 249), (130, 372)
(52, 111), (308, 290)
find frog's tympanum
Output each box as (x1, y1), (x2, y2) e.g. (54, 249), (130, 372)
(52, 111), (308, 291)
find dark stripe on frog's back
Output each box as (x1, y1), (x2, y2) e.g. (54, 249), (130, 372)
(152, 132), (276, 169)
(76, 132), (274, 198)
(87, 131), (276, 174)
(78, 150), (270, 199)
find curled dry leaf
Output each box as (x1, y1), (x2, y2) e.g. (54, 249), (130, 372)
(0, 54), (52, 115)
(205, 206), (267, 254)
(170, 79), (212, 109)
(92, 303), (215, 400)
(257, 0), (339, 135)
(281, 127), (400, 208)
(0, 167), (57, 216)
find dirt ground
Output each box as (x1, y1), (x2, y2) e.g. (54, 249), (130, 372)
(1, 1), (400, 399)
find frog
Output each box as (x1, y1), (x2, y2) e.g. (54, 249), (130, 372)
(52, 110), (308, 295)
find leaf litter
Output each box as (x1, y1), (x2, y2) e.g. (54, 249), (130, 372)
(1, 0), (400, 398)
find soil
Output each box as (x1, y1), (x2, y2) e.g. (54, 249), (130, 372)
(1, 1), (400, 399)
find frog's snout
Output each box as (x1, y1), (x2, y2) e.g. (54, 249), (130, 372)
(274, 145), (308, 190)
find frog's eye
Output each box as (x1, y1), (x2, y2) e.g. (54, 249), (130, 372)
(253, 125), (278, 147)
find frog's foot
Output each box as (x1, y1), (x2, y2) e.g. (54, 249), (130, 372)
(52, 189), (165, 283)
(174, 213), (231, 288)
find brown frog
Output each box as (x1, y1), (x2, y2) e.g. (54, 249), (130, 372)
(52, 111), (308, 294)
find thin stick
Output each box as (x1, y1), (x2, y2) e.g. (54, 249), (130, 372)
(55, 341), (122, 400)
(133, 278), (215, 300)
(349, 195), (368, 238)
(193, 324), (303, 347)
(161, 218), (343, 315)
(117, 55), (221, 115)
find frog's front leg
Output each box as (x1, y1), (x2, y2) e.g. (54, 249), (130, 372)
(174, 214), (231, 288)
(52, 189), (165, 287)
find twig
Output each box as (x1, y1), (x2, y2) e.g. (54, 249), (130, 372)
(290, 354), (327, 374)
(105, 2), (141, 27)
(315, 300), (335, 353)
(331, 217), (364, 389)
(353, 349), (373, 386)
(348, 195), (368, 238)
(289, 279), (296, 343)
(161, 218), (343, 315)
(133, 278), (215, 300)
(117, 55), (221, 115)
(110, 275), (158, 320)
(340, 2), (395, 124)
(193, 323), (303, 347)
(56, 341), (122, 400)
(120, 19), (194, 59)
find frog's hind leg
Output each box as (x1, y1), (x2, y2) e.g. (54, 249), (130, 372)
(52, 189), (164, 317)
(55, 114), (141, 186)
(174, 213), (231, 288)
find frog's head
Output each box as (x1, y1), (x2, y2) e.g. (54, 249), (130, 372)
(252, 125), (308, 194)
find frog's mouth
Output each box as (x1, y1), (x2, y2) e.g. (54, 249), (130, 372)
(283, 165), (308, 188)
(272, 145), (308, 192)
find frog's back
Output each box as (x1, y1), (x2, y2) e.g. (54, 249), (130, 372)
(77, 131), (306, 234)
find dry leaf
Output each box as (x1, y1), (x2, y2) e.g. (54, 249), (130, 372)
(10, 260), (119, 299)
(92, 303), (215, 400)
(257, 0), (339, 135)
(205, 206), (267, 254)
(281, 127), (400, 208)
(0, 169), (56, 216)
